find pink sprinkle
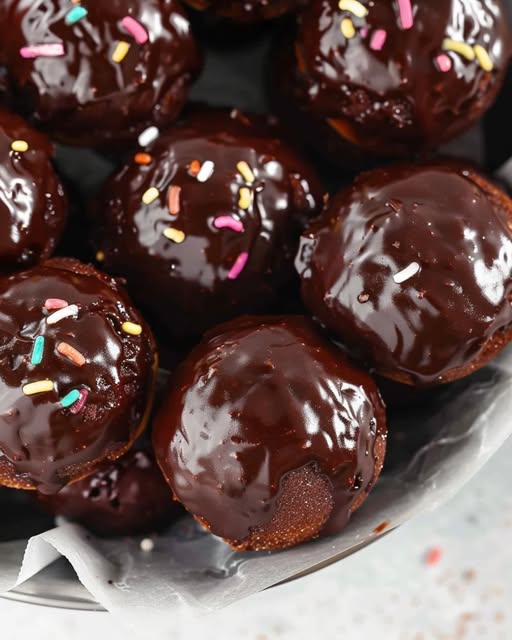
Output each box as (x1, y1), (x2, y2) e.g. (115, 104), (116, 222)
(397, 0), (414, 29)
(44, 298), (68, 311)
(121, 16), (149, 44)
(20, 43), (65, 59)
(370, 29), (387, 51)
(435, 53), (452, 73)
(425, 546), (443, 566)
(360, 27), (369, 38)
(228, 252), (249, 280)
(214, 216), (244, 233)
(69, 389), (89, 415)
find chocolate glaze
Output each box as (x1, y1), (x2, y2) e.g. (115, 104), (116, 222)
(0, 0), (201, 147)
(184, 0), (304, 21)
(0, 258), (157, 493)
(37, 449), (182, 536)
(93, 109), (323, 339)
(271, 0), (512, 165)
(153, 316), (386, 548)
(0, 109), (67, 271)
(296, 162), (512, 385)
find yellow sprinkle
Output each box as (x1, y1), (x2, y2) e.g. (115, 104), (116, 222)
(142, 187), (160, 205)
(238, 187), (253, 210)
(11, 140), (29, 153)
(473, 44), (494, 71)
(338, 0), (368, 18)
(121, 322), (142, 336)
(163, 228), (186, 243)
(96, 250), (105, 262)
(340, 18), (356, 39)
(112, 41), (130, 63)
(23, 380), (54, 396)
(442, 38), (475, 61)
(237, 161), (255, 184)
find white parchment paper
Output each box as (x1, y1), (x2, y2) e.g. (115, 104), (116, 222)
(1, 30), (511, 621)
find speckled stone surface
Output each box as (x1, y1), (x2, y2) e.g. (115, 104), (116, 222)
(2, 434), (512, 639)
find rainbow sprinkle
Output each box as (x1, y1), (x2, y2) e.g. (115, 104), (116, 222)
(142, 187), (160, 205)
(435, 53), (452, 72)
(134, 152), (152, 165)
(393, 262), (420, 284)
(57, 342), (86, 367)
(474, 45), (494, 71)
(338, 0), (368, 18)
(237, 161), (255, 184)
(121, 16), (149, 44)
(214, 216), (244, 233)
(163, 228), (186, 244)
(168, 186), (181, 215)
(31, 336), (45, 366)
(341, 18), (356, 39)
(65, 6), (88, 25)
(442, 39), (475, 61)
(228, 252), (249, 280)
(238, 187), (253, 210)
(112, 41), (130, 63)
(20, 43), (65, 59)
(370, 29), (387, 50)
(11, 140), (29, 152)
(96, 251), (105, 262)
(397, 0), (414, 30)
(188, 160), (201, 177)
(44, 298), (68, 311)
(46, 304), (79, 325)
(23, 380), (54, 396)
(196, 160), (215, 183)
(138, 126), (159, 147)
(69, 389), (88, 415)
(122, 322), (143, 336)
(61, 389), (81, 408)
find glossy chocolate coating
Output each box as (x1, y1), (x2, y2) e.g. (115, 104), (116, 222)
(0, 109), (66, 271)
(184, 0), (304, 21)
(153, 316), (386, 550)
(94, 109), (323, 339)
(0, 0), (201, 147)
(271, 0), (512, 165)
(0, 258), (157, 493)
(37, 449), (182, 536)
(296, 162), (512, 385)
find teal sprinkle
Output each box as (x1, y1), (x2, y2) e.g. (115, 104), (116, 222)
(65, 6), (88, 25)
(31, 336), (45, 366)
(61, 389), (80, 408)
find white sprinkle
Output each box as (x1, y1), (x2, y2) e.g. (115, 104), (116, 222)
(46, 304), (79, 325)
(393, 262), (421, 284)
(196, 160), (215, 183)
(138, 126), (159, 147)
(140, 538), (155, 552)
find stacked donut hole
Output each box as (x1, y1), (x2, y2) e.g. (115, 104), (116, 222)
(0, 0), (510, 550)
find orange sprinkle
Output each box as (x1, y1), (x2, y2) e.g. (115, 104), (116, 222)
(134, 152), (152, 166)
(188, 160), (201, 177)
(168, 185), (181, 215)
(57, 342), (86, 367)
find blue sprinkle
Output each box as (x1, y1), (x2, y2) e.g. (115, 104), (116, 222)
(31, 336), (45, 366)
(61, 389), (81, 408)
(65, 6), (88, 25)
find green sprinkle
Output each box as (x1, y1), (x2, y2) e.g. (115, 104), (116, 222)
(65, 6), (88, 25)
(31, 336), (45, 366)
(61, 389), (80, 408)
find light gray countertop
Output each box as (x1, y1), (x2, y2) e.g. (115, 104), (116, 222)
(2, 434), (511, 639)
